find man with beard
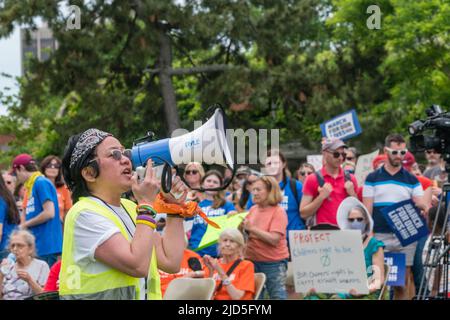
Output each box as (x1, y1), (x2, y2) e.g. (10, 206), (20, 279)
(363, 134), (427, 300)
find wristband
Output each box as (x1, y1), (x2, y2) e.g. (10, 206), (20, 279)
(136, 219), (156, 229)
(136, 203), (157, 218)
(136, 215), (157, 225)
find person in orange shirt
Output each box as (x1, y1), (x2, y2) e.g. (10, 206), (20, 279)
(40, 156), (73, 223)
(159, 247), (208, 297)
(242, 175), (289, 300)
(203, 229), (255, 300)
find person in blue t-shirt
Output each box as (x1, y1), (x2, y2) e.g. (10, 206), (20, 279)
(11, 154), (62, 268)
(0, 173), (20, 259)
(188, 170), (236, 257)
(247, 150), (305, 244)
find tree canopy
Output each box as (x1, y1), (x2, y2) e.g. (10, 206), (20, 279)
(0, 0), (449, 165)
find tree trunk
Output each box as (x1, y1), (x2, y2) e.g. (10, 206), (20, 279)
(157, 28), (181, 134)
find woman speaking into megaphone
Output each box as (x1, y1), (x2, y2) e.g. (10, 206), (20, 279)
(59, 128), (188, 300)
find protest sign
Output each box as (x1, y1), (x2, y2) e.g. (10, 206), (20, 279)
(289, 230), (369, 294)
(307, 155), (323, 171)
(194, 212), (248, 251)
(384, 253), (406, 287)
(381, 200), (429, 247)
(354, 149), (379, 186)
(320, 109), (362, 140)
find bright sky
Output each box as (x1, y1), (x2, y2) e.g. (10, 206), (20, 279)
(0, 27), (21, 115)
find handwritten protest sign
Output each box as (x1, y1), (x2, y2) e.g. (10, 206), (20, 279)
(354, 149), (379, 186)
(381, 200), (428, 247)
(307, 155), (323, 171)
(289, 230), (369, 294)
(384, 253), (406, 287)
(320, 109), (362, 140)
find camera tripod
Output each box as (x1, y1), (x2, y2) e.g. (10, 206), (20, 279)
(416, 180), (450, 300)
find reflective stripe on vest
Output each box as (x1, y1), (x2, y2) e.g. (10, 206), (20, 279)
(59, 197), (161, 300)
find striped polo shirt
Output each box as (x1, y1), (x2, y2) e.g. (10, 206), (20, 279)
(363, 166), (424, 233)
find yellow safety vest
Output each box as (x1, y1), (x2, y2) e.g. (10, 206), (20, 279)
(59, 197), (161, 300)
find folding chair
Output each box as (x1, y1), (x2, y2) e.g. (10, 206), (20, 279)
(254, 273), (266, 300)
(163, 278), (216, 300)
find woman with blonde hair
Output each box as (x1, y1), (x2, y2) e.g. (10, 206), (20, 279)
(188, 170), (236, 257)
(183, 162), (205, 202)
(203, 229), (255, 300)
(0, 230), (49, 299)
(242, 175), (289, 299)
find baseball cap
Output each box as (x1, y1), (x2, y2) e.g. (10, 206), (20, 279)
(321, 138), (347, 151)
(11, 154), (35, 174)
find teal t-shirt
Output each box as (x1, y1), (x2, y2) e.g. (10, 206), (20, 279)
(364, 237), (385, 277)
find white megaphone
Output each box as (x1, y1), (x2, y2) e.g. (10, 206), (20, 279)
(131, 108), (235, 193)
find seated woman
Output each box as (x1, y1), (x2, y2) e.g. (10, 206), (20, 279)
(0, 230), (50, 300)
(203, 229), (255, 300)
(305, 197), (386, 300)
(336, 197), (386, 299)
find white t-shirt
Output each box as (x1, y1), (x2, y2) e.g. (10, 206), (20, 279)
(73, 197), (146, 300)
(2, 258), (50, 300)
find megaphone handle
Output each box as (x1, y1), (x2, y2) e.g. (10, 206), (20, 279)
(161, 163), (172, 194)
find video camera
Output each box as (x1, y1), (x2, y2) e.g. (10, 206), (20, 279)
(408, 104), (450, 173)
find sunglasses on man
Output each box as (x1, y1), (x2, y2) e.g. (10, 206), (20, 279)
(327, 150), (347, 159)
(385, 147), (408, 156)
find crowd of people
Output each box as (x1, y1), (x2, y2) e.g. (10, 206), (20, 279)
(0, 128), (449, 300)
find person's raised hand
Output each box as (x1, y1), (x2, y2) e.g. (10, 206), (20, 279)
(131, 159), (160, 204)
(344, 181), (356, 196)
(161, 175), (189, 205)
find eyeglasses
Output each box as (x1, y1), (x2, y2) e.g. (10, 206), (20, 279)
(425, 150), (437, 155)
(386, 147), (407, 156)
(46, 163), (61, 169)
(327, 150), (347, 159)
(300, 171), (313, 176)
(185, 170), (199, 175)
(348, 217), (364, 222)
(108, 149), (132, 161)
(346, 156), (355, 161)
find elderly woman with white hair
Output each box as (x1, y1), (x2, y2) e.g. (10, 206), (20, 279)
(203, 229), (255, 300)
(336, 197), (386, 299)
(0, 230), (49, 300)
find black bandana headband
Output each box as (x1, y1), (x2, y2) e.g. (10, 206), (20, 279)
(69, 128), (112, 169)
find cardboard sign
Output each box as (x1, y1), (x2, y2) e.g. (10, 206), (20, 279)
(320, 109), (362, 141)
(384, 253), (406, 287)
(307, 155), (323, 171)
(381, 200), (429, 247)
(289, 230), (369, 294)
(354, 150), (379, 186)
